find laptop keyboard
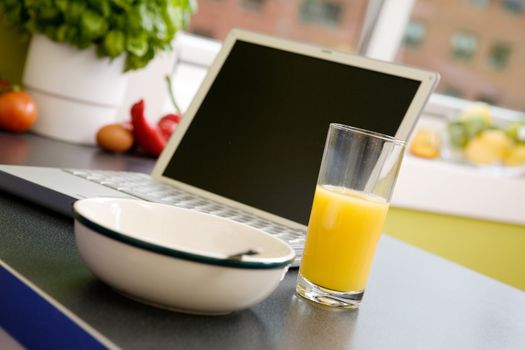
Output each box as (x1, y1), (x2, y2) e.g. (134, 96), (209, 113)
(64, 169), (305, 264)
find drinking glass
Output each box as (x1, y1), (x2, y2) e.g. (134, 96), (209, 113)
(296, 123), (406, 309)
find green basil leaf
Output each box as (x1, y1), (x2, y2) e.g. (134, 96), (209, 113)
(0, 0), (197, 71)
(111, 0), (132, 11)
(137, 2), (155, 33)
(125, 7), (142, 33)
(39, 6), (60, 21)
(56, 23), (68, 42)
(110, 14), (126, 31)
(126, 32), (148, 57)
(87, 0), (111, 18)
(81, 9), (107, 39)
(104, 30), (125, 58)
(54, 0), (68, 13)
(44, 25), (57, 39)
(65, 25), (79, 43)
(24, 18), (40, 33)
(77, 39), (92, 49)
(125, 47), (154, 71)
(65, 1), (86, 24)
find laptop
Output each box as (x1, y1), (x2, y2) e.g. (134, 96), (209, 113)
(0, 29), (439, 265)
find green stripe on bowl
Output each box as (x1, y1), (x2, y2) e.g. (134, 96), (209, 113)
(73, 209), (295, 270)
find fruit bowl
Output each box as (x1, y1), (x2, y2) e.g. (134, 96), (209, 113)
(444, 103), (525, 176)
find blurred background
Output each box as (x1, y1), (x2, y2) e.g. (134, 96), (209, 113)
(191, 0), (525, 112)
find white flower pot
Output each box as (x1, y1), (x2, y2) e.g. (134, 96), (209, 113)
(23, 35), (128, 145)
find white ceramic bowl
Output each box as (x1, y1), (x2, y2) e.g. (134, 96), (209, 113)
(73, 198), (295, 315)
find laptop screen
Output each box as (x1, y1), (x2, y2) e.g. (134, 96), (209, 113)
(162, 40), (421, 225)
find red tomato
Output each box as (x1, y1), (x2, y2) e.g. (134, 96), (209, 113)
(0, 91), (38, 133)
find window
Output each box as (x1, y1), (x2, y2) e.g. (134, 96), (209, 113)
(451, 31), (478, 60)
(403, 20), (426, 47)
(188, 0), (367, 53)
(503, 0), (524, 13)
(240, 0), (266, 12)
(488, 42), (512, 70)
(469, 0), (490, 7)
(186, 0), (525, 113)
(394, 0), (525, 112)
(300, 0), (343, 27)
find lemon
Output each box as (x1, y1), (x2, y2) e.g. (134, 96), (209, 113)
(464, 129), (512, 165)
(459, 102), (493, 124)
(503, 144), (525, 166)
(410, 129), (441, 159)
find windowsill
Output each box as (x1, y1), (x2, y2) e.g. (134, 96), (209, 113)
(392, 155), (525, 226)
(403, 94), (525, 225)
(424, 94), (525, 122)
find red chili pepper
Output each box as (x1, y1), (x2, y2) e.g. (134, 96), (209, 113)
(131, 99), (167, 157)
(163, 113), (182, 123)
(157, 113), (181, 140)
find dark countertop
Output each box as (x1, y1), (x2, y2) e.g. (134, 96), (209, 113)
(1, 131), (525, 349)
(0, 131), (154, 173)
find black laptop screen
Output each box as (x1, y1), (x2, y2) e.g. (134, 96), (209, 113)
(163, 40), (421, 225)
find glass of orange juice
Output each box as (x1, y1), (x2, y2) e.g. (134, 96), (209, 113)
(296, 123), (406, 309)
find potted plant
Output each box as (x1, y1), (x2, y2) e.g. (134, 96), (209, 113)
(0, 0), (196, 144)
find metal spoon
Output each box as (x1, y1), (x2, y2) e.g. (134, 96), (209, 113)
(227, 248), (261, 261)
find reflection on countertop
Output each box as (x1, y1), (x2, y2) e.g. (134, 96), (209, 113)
(0, 131), (154, 173)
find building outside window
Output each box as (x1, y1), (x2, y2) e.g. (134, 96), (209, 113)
(240, 0), (266, 12)
(188, 0), (525, 113)
(397, 0), (525, 112)
(451, 31), (478, 60)
(488, 42), (512, 70)
(189, 0), (367, 53)
(469, 0), (491, 7)
(502, 0), (524, 13)
(403, 20), (426, 48)
(300, 0), (343, 27)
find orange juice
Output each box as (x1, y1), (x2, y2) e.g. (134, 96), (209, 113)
(299, 184), (389, 292)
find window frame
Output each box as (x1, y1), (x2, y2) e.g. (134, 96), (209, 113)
(403, 19), (426, 48)
(361, 0), (524, 120)
(299, 0), (344, 27)
(488, 42), (512, 70)
(450, 30), (479, 61)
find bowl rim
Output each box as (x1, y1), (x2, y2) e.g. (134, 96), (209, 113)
(73, 200), (295, 270)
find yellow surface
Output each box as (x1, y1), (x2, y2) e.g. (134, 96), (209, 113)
(0, 23), (29, 84)
(384, 207), (525, 291)
(300, 185), (389, 292)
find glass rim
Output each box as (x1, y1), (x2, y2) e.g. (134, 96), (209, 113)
(330, 123), (406, 146)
